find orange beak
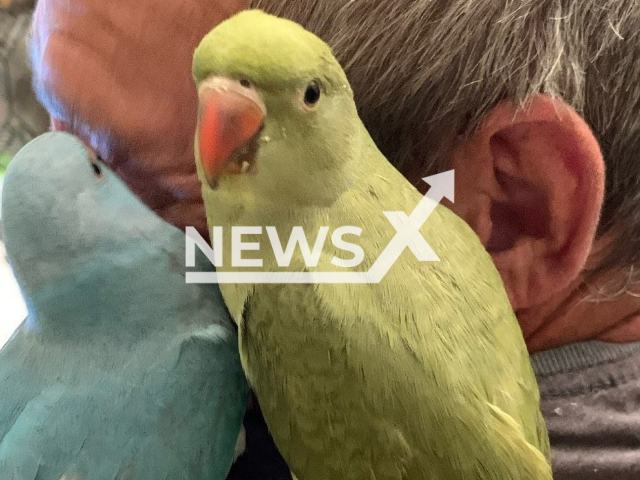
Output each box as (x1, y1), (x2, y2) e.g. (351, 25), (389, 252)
(198, 87), (265, 187)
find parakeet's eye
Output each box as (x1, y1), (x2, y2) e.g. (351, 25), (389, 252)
(239, 78), (252, 88)
(303, 80), (322, 108)
(89, 157), (104, 179)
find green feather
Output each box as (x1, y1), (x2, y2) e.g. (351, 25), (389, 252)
(193, 10), (350, 94)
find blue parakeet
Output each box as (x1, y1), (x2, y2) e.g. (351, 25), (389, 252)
(0, 132), (249, 480)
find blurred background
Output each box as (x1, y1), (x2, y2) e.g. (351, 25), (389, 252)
(0, 0), (49, 347)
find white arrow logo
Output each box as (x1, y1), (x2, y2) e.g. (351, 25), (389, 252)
(186, 170), (454, 284)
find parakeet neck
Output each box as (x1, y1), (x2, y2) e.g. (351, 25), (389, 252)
(18, 241), (186, 337)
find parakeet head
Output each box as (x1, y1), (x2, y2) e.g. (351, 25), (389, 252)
(1, 132), (172, 294)
(193, 10), (360, 208)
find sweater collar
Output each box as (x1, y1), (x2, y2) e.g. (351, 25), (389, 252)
(531, 341), (640, 377)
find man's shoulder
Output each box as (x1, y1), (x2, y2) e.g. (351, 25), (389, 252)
(533, 341), (640, 480)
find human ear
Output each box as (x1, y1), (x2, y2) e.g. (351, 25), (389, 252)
(445, 95), (605, 311)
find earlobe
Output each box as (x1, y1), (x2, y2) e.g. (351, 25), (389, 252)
(448, 95), (605, 311)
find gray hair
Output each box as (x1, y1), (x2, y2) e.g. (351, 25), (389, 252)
(254, 0), (640, 294)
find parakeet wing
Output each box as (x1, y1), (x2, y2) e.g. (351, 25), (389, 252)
(240, 279), (550, 480)
(0, 321), (246, 480)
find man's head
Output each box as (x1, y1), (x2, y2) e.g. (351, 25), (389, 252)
(29, 0), (640, 350)
(29, 0), (251, 236)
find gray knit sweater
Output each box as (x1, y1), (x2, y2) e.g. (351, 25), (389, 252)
(532, 341), (640, 479)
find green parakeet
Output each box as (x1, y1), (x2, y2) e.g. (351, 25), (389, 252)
(0, 132), (249, 480)
(192, 10), (551, 480)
